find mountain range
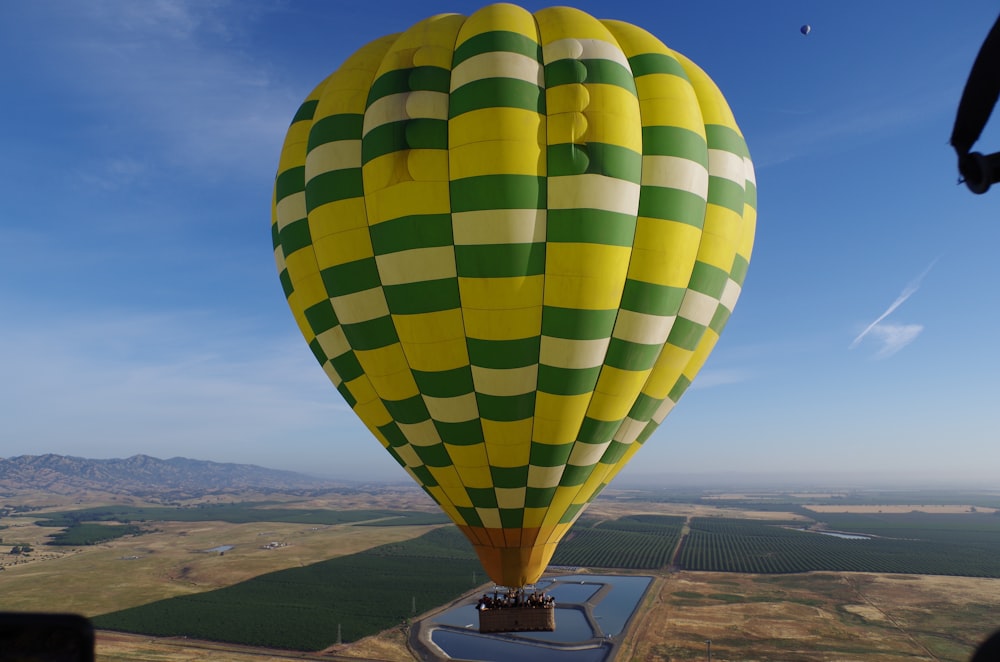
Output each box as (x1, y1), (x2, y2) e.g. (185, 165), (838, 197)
(0, 453), (337, 498)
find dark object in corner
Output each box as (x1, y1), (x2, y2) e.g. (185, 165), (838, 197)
(952, 13), (1000, 193)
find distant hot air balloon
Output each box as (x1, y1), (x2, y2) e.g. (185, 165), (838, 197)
(271, 3), (756, 589)
(801, 24), (811, 35)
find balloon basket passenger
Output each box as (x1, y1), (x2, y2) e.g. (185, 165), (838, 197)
(476, 587), (556, 633)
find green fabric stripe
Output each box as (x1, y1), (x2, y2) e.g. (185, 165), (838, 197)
(278, 218), (311, 256)
(416, 443), (452, 468)
(688, 262), (729, 297)
(709, 304), (731, 334)
(330, 351), (364, 383)
(640, 126), (707, 164)
(336, 382), (356, 408)
(665, 316), (704, 352)
(529, 442), (572, 467)
(367, 67), (451, 105)
(578, 417), (619, 444)
(547, 208), (637, 246)
(542, 307), (617, 341)
(437, 420), (485, 446)
(411, 464), (438, 487)
(545, 58), (636, 94)
(341, 316), (398, 351)
(274, 166), (304, 203)
(369, 214), (453, 255)
(559, 502), (585, 522)
(454, 243), (545, 278)
(305, 169), (364, 209)
(279, 269), (294, 299)
(525, 486), (556, 508)
(537, 365), (601, 396)
(451, 175), (546, 212)
(453, 30), (541, 67)
(476, 392), (535, 421)
(467, 487), (498, 509)
(456, 506), (483, 527)
(708, 176), (746, 214)
(559, 464), (592, 486)
(745, 179), (757, 211)
(621, 280), (686, 316)
(668, 374), (692, 402)
(304, 300), (338, 335)
(384, 394), (428, 425)
(320, 258), (381, 297)
(467, 337), (540, 368)
(635, 421), (657, 445)
(604, 338), (662, 371)
(628, 393), (659, 421)
(308, 338), (328, 365)
(730, 254), (750, 286)
(307, 113), (363, 149)
(547, 142), (642, 180)
(491, 465), (528, 489)
(383, 278), (460, 315)
(413, 366), (474, 398)
(705, 125), (749, 157)
(600, 440), (629, 463)
(362, 119), (448, 164)
(637, 187), (706, 228)
(500, 509), (523, 528)
(378, 422), (410, 448)
(291, 99), (319, 124)
(449, 78), (545, 118)
(628, 52), (686, 79)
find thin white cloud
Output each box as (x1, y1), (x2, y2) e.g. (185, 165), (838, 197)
(850, 259), (938, 357)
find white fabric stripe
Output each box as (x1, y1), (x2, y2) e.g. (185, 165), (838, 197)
(719, 278), (742, 313)
(543, 38), (630, 70)
(471, 364), (538, 397)
(548, 174), (640, 215)
(744, 156), (757, 187)
(451, 51), (544, 90)
(305, 140), (361, 181)
(395, 444), (422, 468)
(321, 362), (343, 388)
(495, 487), (526, 509)
(375, 246), (456, 286)
(452, 209), (547, 245)
(652, 397), (675, 424)
(568, 440), (610, 467)
(275, 191), (305, 231)
(527, 464), (563, 488)
(362, 91), (449, 136)
(612, 309), (674, 345)
(613, 416), (647, 443)
(316, 325), (352, 362)
(331, 287), (389, 324)
(540, 336), (610, 370)
(397, 419), (442, 447)
(423, 392), (479, 424)
(677, 289), (719, 327)
(641, 155), (709, 198)
(708, 148), (747, 187)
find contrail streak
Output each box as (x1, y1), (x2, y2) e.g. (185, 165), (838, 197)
(850, 258), (938, 350)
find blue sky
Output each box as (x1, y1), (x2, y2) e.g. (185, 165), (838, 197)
(2, 1), (999, 486)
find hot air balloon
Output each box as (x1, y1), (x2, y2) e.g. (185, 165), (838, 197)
(271, 4), (756, 591)
(800, 24), (811, 35)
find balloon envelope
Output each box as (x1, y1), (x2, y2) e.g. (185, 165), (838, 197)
(801, 24), (811, 35)
(271, 3), (756, 587)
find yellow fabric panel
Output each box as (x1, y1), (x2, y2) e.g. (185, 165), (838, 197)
(434, 496), (462, 523)
(574, 462), (614, 503)
(348, 382), (395, 430)
(455, 464), (493, 490)
(739, 195), (758, 260)
(522, 507), (547, 529)
(458, 274), (543, 310)
(543, 244), (631, 310)
(579, 86), (642, 152)
(450, 141), (543, 178)
(642, 345), (695, 399)
(480, 418), (533, 445)
(392, 309), (465, 345)
(362, 151), (412, 194)
(283, 246), (320, 280)
(366, 180), (451, 224)
(629, 219), (701, 286)
(535, 6), (615, 45)
(312, 36), (398, 116)
(698, 206), (743, 271)
(311, 226), (373, 271)
(487, 439), (531, 468)
(354, 345), (416, 392)
(375, 14), (465, 73)
(541, 486), (580, 527)
(547, 83), (590, 115)
(450, 107), (544, 149)
(682, 327), (720, 383)
(588, 366), (653, 422)
(375, 246), (456, 286)
(674, 52), (740, 134)
(462, 305), (542, 341)
(472, 365), (537, 397)
(447, 442), (489, 470)
(404, 337), (469, 372)
(460, 2), (538, 41)
(533, 392), (590, 444)
(307, 197), (368, 242)
(284, 271), (326, 313)
(406, 149), (450, 182)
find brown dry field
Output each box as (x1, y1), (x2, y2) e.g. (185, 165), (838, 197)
(5, 491), (1000, 661)
(804, 504), (998, 514)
